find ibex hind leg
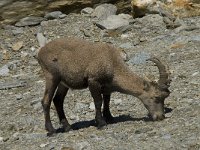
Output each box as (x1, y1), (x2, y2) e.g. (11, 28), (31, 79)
(53, 83), (71, 132)
(42, 71), (60, 135)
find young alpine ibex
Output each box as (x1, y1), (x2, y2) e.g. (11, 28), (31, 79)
(38, 37), (171, 135)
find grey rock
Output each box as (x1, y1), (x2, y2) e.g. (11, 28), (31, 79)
(81, 7), (94, 15)
(192, 71), (199, 77)
(128, 52), (151, 65)
(0, 137), (3, 142)
(92, 3), (117, 20)
(0, 80), (26, 90)
(22, 133), (46, 140)
(40, 143), (49, 148)
(188, 35), (200, 42)
(15, 16), (45, 27)
(89, 102), (95, 110)
(162, 134), (171, 140)
(44, 11), (63, 20)
(113, 99), (122, 105)
(169, 53), (178, 61)
(36, 33), (47, 47)
(75, 102), (88, 113)
(16, 94), (22, 100)
(0, 65), (9, 76)
(12, 28), (23, 35)
(118, 13), (133, 21)
(30, 100), (41, 110)
(3, 25), (24, 35)
(96, 15), (130, 30)
(59, 14), (67, 19)
(119, 42), (134, 49)
(136, 14), (166, 29)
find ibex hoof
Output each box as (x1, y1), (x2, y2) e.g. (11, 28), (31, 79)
(97, 120), (107, 129)
(104, 115), (114, 124)
(61, 125), (72, 132)
(47, 130), (56, 137)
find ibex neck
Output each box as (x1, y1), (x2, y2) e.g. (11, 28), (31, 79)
(112, 67), (145, 96)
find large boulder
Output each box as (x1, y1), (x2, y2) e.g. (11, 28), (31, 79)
(92, 3), (117, 20)
(131, 0), (200, 18)
(96, 14), (133, 30)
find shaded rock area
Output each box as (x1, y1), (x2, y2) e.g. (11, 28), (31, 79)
(0, 0), (127, 25)
(0, 2), (200, 150)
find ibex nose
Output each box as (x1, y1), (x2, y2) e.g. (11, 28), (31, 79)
(151, 114), (165, 121)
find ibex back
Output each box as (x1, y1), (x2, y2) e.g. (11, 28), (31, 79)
(38, 37), (171, 135)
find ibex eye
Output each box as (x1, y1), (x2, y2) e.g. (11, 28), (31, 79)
(155, 100), (160, 103)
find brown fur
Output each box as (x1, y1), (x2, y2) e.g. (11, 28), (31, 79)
(38, 37), (171, 135)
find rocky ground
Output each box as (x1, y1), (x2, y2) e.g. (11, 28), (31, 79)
(0, 7), (200, 150)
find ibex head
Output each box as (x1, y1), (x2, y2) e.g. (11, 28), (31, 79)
(140, 57), (171, 121)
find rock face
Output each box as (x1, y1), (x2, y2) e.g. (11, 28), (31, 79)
(0, 0), (124, 25)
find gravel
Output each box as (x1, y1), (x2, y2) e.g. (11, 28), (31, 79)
(0, 12), (200, 150)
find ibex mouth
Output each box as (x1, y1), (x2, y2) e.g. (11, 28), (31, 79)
(148, 113), (165, 121)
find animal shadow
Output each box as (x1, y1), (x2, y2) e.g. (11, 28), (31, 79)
(70, 115), (150, 131)
(56, 106), (173, 132)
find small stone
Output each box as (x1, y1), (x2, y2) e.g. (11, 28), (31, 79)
(40, 143), (49, 148)
(16, 94), (22, 100)
(162, 134), (171, 140)
(121, 34), (130, 39)
(0, 137), (3, 142)
(128, 52), (151, 65)
(37, 33), (47, 47)
(20, 51), (29, 58)
(189, 35), (200, 42)
(12, 41), (23, 51)
(30, 47), (36, 51)
(81, 7), (94, 15)
(12, 27), (23, 35)
(75, 102), (88, 113)
(169, 53), (177, 61)
(89, 102), (95, 110)
(192, 71), (199, 77)
(44, 11), (63, 20)
(59, 14), (67, 19)
(15, 16), (45, 27)
(0, 65), (9, 76)
(13, 132), (19, 138)
(120, 42), (134, 49)
(113, 99), (122, 105)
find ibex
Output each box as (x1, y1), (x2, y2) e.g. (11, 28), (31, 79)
(38, 37), (171, 135)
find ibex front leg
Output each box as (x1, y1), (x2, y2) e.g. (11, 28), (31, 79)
(103, 94), (114, 123)
(88, 79), (107, 129)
